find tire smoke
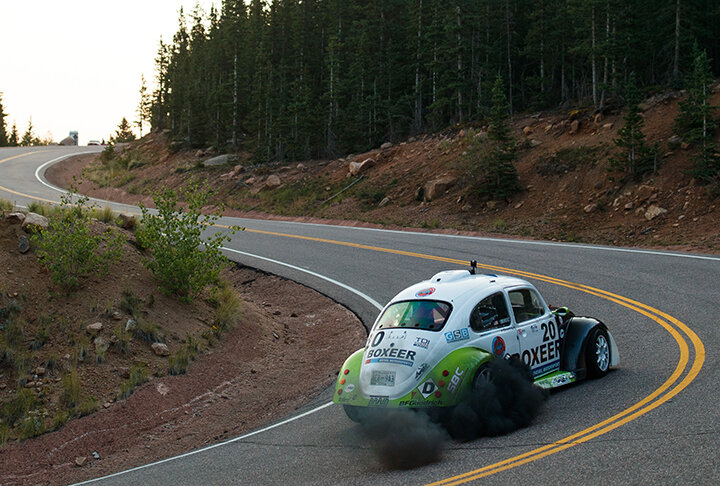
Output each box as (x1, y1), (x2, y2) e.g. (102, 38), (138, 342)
(361, 409), (449, 469)
(358, 358), (547, 469)
(444, 358), (547, 440)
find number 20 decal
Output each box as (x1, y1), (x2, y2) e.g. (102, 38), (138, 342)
(541, 321), (557, 342)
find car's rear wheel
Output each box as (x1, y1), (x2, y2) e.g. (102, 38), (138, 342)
(586, 327), (610, 378)
(343, 404), (366, 423)
(472, 363), (494, 391)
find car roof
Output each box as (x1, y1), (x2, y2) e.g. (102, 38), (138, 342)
(390, 270), (531, 304)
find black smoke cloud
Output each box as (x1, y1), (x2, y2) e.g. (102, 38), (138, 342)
(444, 357), (548, 441)
(359, 358), (547, 469)
(361, 409), (450, 469)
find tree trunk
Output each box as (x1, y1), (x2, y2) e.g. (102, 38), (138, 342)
(591, 4), (597, 109)
(505, 0), (512, 112)
(414, 0), (423, 133)
(673, 0), (681, 81)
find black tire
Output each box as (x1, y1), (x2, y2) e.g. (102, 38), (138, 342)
(586, 327), (611, 378)
(343, 404), (366, 423)
(472, 363), (494, 392)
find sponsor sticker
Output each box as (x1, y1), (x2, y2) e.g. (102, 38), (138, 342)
(492, 336), (506, 356)
(416, 287), (436, 297)
(413, 337), (430, 349)
(445, 328), (470, 343)
(418, 378), (437, 399)
(446, 367), (466, 394)
(345, 384), (355, 393)
(368, 396), (389, 407)
(365, 347), (417, 367)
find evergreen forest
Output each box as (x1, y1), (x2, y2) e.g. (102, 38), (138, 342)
(148, 0), (720, 162)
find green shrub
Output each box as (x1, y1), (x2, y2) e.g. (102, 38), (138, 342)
(32, 189), (124, 291)
(212, 281), (241, 332)
(113, 326), (130, 355)
(132, 320), (164, 343)
(0, 199), (13, 211)
(0, 422), (10, 447)
(168, 350), (190, 375)
(119, 289), (142, 317)
(137, 183), (241, 302)
(60, 370), (81, 410)
(52, 410), (70, 430)
(19, 416), (46, 439)
(26, 201), (48, 215)
(118, 364), (148, 400)
(1, 388), (37, 427)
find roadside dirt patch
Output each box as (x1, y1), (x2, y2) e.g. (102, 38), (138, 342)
(0, 213), (365, 485)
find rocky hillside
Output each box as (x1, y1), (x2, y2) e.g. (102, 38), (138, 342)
(64, 85), (720, 253)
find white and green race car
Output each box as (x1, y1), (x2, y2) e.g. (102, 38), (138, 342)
(335, 262), (619, 421)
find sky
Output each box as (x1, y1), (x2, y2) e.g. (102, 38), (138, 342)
(0, 1), (218, 145)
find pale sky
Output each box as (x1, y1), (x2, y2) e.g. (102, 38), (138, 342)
(1, 1), (217, 145)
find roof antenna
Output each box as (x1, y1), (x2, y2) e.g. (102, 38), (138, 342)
(469, 260), (477, 275)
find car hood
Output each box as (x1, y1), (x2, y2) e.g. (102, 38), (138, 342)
(358, 328), (439, 399)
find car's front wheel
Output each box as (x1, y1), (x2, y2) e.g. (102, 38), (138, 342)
(586, 327), (611, 378)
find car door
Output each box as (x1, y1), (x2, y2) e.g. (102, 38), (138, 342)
(508, 287), (561, 377)
(469, 291), (519, 359)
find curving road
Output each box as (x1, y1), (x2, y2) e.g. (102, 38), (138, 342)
(1, 147), (716, 485)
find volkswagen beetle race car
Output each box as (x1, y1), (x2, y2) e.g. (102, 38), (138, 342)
(334, 262), (619, 421)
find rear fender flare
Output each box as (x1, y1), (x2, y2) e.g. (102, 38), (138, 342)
(560, 317), (618, 377)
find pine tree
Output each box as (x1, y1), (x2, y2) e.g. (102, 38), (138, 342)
(610, 72), (656, 179)
(675, 44), (718, 184)
(136, 75), (152, 138)
(468, 74), (521, 200)
(20, 117), (38, 146)
(111, 117), (137, 143)
(8, 122), (18, 146)
(0, 93), (7, 146)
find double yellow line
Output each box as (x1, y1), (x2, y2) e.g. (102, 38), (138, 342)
(2, 152), (705, 482)
(238, 229), (703, 484)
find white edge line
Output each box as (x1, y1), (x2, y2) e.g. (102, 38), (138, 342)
(70, 402), (335, 485)
(31, 152), (720, 263)
(221, 218), (720, 262)
(71, 250), (380, 485)
(223, 247), (384, 310)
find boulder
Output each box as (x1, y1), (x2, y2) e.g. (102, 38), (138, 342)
(635, 184), (656, 203)
(380, 142), (393, 149)
(667, 135), (682, 150)
(117, 214), (136, 230)
(125, 319), (137, 332)
(151, 342), (170, 357)
(530, 139), (542, 147)
(21, 212), (48, 233)
(18, 235), (30, 254)
(7, 212), (25, 224)
(423, 176), (457, 201)
(583, 203), (598, 214)
(378, 197), (391, 208)
(569, 120), (580, 134)
(203, 154), (238, 167)
(296, 163), (307, 171)
(349, 158), (376, 176)
(522, 126), (532, 135)
(644, 205), (667, 221)
(59, 136), (76, 146)
(264, 174), (282, 189)
(86, 322), (103, 334)
(94, 336), (109, 355)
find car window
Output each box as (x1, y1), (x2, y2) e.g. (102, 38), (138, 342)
(469, 292), (511, 332)
(376, 300), (452, 332)
(508, 288), (545, 323)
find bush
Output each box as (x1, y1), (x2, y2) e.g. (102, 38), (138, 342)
(137, 183), (241, 302)
(0, 198), (13, 211)
(32, 189), (124, 291)
(60, 369), (81, 410)
(212, 281), (242, 332)
(1, 388), (37, 427)
(168, 350), (190, 375)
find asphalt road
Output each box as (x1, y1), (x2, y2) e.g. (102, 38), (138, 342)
(1, 147), (716, 485)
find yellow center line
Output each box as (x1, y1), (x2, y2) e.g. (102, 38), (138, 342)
(1, 170), (705, 481)
(233, 227), (703, 484)
(0, 151), (60, 204)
